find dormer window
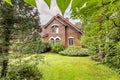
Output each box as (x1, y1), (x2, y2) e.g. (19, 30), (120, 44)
(51, 25), (59, 33)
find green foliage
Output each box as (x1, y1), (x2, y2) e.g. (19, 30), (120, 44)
(0, 0), (41, 50)
(6, 55), (43, 80)
(72, 0), (87, 9)
(41, 42), (52, 53)
(59, 48), (89, 56)
(56, 0), (71, 15)
(72, 0), (100, 18)
(4, 0), (119, 17)
(44, 0), (71, 15)
(116, 42), (120, 53)
(4, 0), (12, 5)
(24, 0), (36, 6)
(52, 43), (64, 53)
(10, 41), (51, 54)
(4, 0), (36, 6)
(44, 0), (51, 8)
(104, 42), (120, 73)
(71, 0), (120, 73)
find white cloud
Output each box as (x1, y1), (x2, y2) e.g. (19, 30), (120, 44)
(36, 0), (79, 25)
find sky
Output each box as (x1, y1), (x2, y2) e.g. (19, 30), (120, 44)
(36, 0), (80, 25)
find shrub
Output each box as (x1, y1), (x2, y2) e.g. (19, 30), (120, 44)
(103, 41), (120, 73)
(52, 43), (64, 53)
(7, 64), (42, 80)
(10, 42), (23, 52)
(10, 41), (51, 54)
(41, 42), (51, 53)
(59, 48), (89, 56)
(6, 55), (43, 80)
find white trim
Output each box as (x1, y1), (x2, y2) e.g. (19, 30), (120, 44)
(68, 36), (74, 38)
(56, 26), (59, 33)
(68, 37), (74, 47)
(55, 36), (61, 40)
(51, 24), (59, 27)
(49, 37), (55, 40)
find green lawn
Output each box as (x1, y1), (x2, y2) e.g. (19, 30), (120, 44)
(37, 53), (120, 80)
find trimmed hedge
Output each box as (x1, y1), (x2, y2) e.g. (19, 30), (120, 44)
(59, 48), (89, 56)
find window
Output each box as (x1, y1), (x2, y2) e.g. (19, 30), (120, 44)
(50, 38), (54, 45)
(68, 38), (73, 46)
(56, 38), (60, 43)
(51, 25), (59, 33)
(51, 26), (55, 33)
(56, 26), (59, 33)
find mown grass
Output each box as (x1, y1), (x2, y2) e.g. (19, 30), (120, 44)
(37, 53), (120, 80)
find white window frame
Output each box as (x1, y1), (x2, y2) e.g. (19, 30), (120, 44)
(51, 24), (59, 34)
(68, 37), (74, 46)
(51, 26), (55, 33)
(55, 36), (61, 43)
(56, 26), (59, 33)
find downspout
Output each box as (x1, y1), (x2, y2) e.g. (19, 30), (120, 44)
(65, 26), (67, 48)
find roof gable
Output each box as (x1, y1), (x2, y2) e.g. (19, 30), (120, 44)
(43, 14), (83, 34)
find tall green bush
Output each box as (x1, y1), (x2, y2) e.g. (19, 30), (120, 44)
(104, 42), (120, 73)
(52, 43), (64, 53)
(10, 41), (51, 54)
(6, 55), (43, 80)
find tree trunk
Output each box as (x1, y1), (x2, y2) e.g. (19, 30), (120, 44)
(96, 16), (105, 61)
(1, 27), (10, 78)
(1, 60), (8, 77)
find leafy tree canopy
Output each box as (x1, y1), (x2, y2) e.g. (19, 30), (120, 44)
(4, 0), (119, 16)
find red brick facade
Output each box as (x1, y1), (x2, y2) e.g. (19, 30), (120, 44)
(41, 14), (82, 48)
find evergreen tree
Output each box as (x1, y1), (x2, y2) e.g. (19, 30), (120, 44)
(0, 0), (41, 77)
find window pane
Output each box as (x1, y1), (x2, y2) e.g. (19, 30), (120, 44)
(51, 38), (54, 45)
(56, 26), (59, 33)
(69, 38), (73, 46)
(52, 26), (54, 33)
(56, 38), (60, 43)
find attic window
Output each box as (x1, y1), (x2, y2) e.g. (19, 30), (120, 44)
(56, 26), (59, 33)
(51, 25), (59, 33)
(51, 26), (55, 33)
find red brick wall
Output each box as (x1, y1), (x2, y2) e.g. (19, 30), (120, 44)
(66, 25), (81, 47)
(42, 19), (81, 48)
(43, 19), (66, 45)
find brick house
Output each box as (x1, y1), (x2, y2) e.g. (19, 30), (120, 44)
(41, 14), (83, 48)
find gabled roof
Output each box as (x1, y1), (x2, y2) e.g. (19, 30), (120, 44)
(43, 14), (83, 34)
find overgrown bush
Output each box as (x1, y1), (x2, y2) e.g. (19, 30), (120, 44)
(6, 55), (43, 80)
(52, 43), (64, 53)
(59, 48), (89, 56)
(10, 41), (51, 54)
(103, 41), (120, 73)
